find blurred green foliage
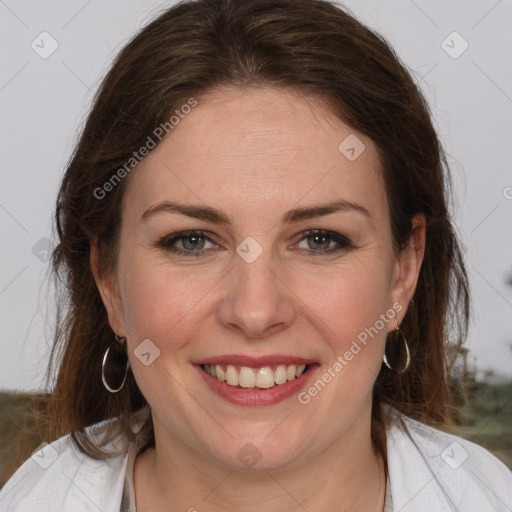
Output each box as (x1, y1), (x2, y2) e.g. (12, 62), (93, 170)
(456, 379), (512, 469)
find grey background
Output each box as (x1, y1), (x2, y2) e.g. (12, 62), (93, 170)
(1, 0), (511, 391)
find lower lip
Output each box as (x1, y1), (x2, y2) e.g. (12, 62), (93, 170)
(194, 364), (319, 406)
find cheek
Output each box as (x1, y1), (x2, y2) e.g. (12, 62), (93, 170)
(294, 257), (395, 395)
(118, 256), (215, 344)
(117, 258), (211, 407)
(300, 259), (393, 340)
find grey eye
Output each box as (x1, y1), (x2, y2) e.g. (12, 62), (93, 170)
(305, 234), (332, 250)
(180, 234), (207, 251)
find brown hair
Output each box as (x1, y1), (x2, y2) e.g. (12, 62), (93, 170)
(47, 0), (470, 458)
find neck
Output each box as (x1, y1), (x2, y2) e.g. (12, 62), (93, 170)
(134, 405), (386, 512)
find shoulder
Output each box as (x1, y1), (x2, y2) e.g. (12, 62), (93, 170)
(0, 421), (132, 512)
(383, 405), (512, 511)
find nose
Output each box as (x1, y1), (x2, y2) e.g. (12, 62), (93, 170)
(217, 249), (296, 340)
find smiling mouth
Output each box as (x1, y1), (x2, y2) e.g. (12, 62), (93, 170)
(201, 363), (311, 389)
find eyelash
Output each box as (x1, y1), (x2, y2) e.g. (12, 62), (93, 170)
(156, 229), (355, 257)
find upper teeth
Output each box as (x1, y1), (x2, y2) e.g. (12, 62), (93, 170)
(203, 364), (307, 389)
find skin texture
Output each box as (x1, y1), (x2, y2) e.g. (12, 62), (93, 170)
(91, 86), (425, 511)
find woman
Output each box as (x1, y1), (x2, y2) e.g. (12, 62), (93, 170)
(1, 0), (510, 510)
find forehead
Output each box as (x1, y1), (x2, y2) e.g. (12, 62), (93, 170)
(123, 86), (387, 225)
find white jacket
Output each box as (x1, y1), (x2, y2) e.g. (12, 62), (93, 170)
(0, 406), (511, 511)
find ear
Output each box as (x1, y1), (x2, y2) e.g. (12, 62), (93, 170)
(390, 214), (426, 321)
(90, 240), (126, 337)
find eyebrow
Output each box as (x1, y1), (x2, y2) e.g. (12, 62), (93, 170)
(141, 199), (371, 225)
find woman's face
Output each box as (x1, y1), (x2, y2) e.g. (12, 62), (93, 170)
(95, 86), (424, 470)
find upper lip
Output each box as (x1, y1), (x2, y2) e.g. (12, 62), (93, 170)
(192, 355), (317, 367)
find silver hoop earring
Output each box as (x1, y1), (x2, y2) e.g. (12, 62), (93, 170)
(101, 335), (130, 393)
(383, 319), (410, 373)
